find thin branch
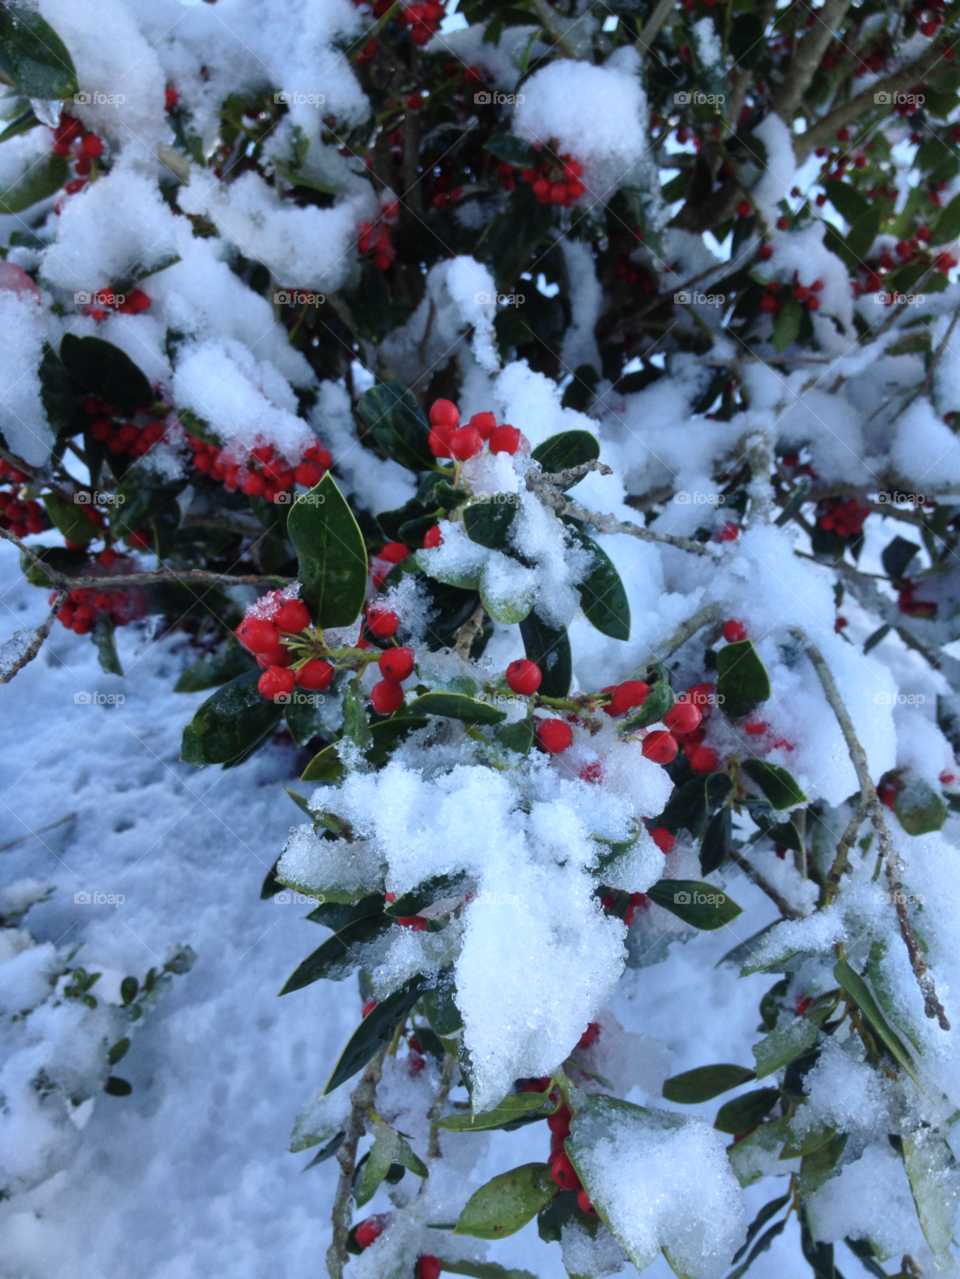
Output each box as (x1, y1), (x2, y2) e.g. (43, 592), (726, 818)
(643, 601), (721, 669)
(326, 1044), (389, 1279)
(426, 1053), (458, 1159)
(634, 0), (675, 62)
(530, 0), (577, 58)
(770, 0), (855, 124)
(0, 811), (77, 853)
(729, 847), (799, 918)
(453, 601), (487, 659)
(0, 589), (68, 684)
(824, 802), (866, 905)
(793, 628), (950, 1031)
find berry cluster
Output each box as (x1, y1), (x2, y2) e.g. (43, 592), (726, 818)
(188, 438), (332, 501)
(426, 399), (527, 463)
(49, 114), (104, 198)
(0, 459), (44, 537)
(363, 605), (416, 714)
(358, 218), (397, 270)
(90, 417), (167, 457)
(56, 570), (147, 635)
(516, 152), (585, 206)
(816, 495), (871, 538)
(760, 274), (824, 315)
(235, 595), (333, 700)
(82, 286), (152, 322)
(397, 0), (445, 45)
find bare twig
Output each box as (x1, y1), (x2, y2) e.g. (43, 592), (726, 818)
(530, 0), (577, 58)
(639, 601), (721, 671)
(770, 0), (855, 123)
(634, 0), (676, 62)
(453, 602), (487, 659)
(0, 589), (68, 684)
(729, 847), (799, 918)
(824, 802), (867, 905)
(327, 1044), (389, 1279)
(0, 812), (77, 853)
(426, 1053), (458, 1159)
(793, 628), (950, 1030)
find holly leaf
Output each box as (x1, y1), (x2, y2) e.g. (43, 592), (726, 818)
(716, 639), (771, 718)
(714, 1088), (780, 1134)
(894, 779), (947, 835)
(384, 871), (471, 917)
(453, 1163), (556, 1239)
(463, 496), (519, 549)
(324, 975), (431, 1094)
(358, 382), (435, 473)
(60, 335), (154, 412)
(741, 759), (807, 810)
(772, 300), (802, 354)
(662, 1064), (756, 1105)
(42, 493), (96, 545)
(657, 773), (732, 836)
(530, 430), (599, 484)
(287, 474), (368, 628)
(833, 959), (921, 1087)
(280, 914), (393, 994)
(92, 615), (123, 676)
(699, 804), (732, 875)
(519, 612), (571, 698)
(0, 6), (77, 99)
(484, 134), (539, 169)
(180, 671), (283, 767)
(437, 1093), (555, 1131)
(645, 879), (742, 930)
(174, 641), (257, 693)
(405, 691), (506, 725)
(569, 528), (630, 641)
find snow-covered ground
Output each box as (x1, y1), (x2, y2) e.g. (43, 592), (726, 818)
(0, 538), (815, 1279)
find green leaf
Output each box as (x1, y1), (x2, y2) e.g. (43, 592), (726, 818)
(107, 1037), (130, 1066)
(109, 467), (187, 538)
(476, 182), (555, 291)
(437, 1093), (555, 1132)
(658, 773), (732, 837)
(0, 151), (67, 214)
(494, 711), (535, 756)
(0, 107), (39, 144)
(571, 530), (630, 641)
(645, 879), (743, 930)
(305, 894), (385, 930)
(774, 475), (812, 527)
(463, 496), (519, 549)
(933, 190), (960, 244)
(38, 344), (77, 434)
(104, 1076), (132, 1096)
(174, 642), (257, 693)
(902, 1131), (958, 1267)
(825, 180), (870, 226)
(284, 691), (328, 746)
(287, 474), (368, 628)
(357, 382), (435, 473)
(441, 1262), (538, 1279)
(894, 778), (947, 835)
(716, 639), (771, 719)
(422, 965), (462, 1036)
(699, 804), (732, 875)
(300, 743), (343, 783)
(752, 1017), (819, 1079)
(92, 615), (123, 676)
(519, 612), (571, 698)
(768, 820), (803, 853)
(484, 134), (539, 169)
(772, 300), (802, 354)
(454, 1163), (556, 1239)
(180, 671), (283, 767)
(662, 1064), (756, 1105)
(833, 959), (921, 1087)
(0, 6), (77, 99)
(530, 430), (600, 484)
(404, 690), (506, 725)
(741, 758), (807, 810)
(324, 975), (431, 1094)
(728, 1219), (787, 1279)
(714, 1088), (780, 1134)
(799, 1134), (847, 1198)
(280, 914), (393, 994)
(42, 492), (96, 545)
(60, 335), (154, 412)
(384, 871), (470, 918)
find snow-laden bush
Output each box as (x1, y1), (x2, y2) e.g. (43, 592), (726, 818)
(2, 0), (960, 1274)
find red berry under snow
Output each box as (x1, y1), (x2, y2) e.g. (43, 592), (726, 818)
(258, 665), (296, 701)
(296, 659), (334, 690)
(578, 1022), (601, 1050)
(354, 1217), (384, 1249)
(371, 678), (405, 714)
(663, 701), (702, 736)
(429, 398), (459, 429)
(416, 1257), (442, 1279)
(379, 646), (415, 681)
(650, 826), (676, 853)
(237, 617), (280, 653)
(274, 599), (311, 633)
(641, 730), (678, 765)
(423, 524), (443, 549)
(537, 719), (573, 754)
(723, 618), (747, 643)
(367, 607), (399, 638)
(506, 658), (541, 695)
(609, 680), (648, 717)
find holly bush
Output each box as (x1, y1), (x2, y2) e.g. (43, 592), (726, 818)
(3, 0), (960, 1275)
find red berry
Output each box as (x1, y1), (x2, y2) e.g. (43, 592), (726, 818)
(537, 719), (573, 754)
(126, 528), (150, 549)
(578, 1022), (601, 1050)
(417, 1258), (442, 1279)
(650, 826), (676, 853)
(641, 730), (678, 765)
(379, 542), (409, 564)
(718, 522), (739, 541)
(548, 1105), (572, 1137)
(506, 658), (541, 696)
(362, 999), (378, 1018)
(449, 425), (483, 460)
(469, 411), (497, 439)
(760, 295), (778, 313)
(758, 245), (773, 260)
(807, 296), (820, 312)
(406, 93), (422, 110)
(367, 607), (399, 638)
(428, 427), (452, 458)
(379, 646), (415, 681)
(237, 617), (280, 653)
(744, 718), (766, 735)
(577, 1188), (599, 1218)
(429, 399), (460, 429)
(609, 680), (648, 717)
(256, 645), (291, 669)
(398, 914), (426, 930)
(81, 133), (103, 157)
(550, 1151), (581, 1192)
(296, 659), (334, 690)
(423, 524), (443, 549)
(736, 200), (752, 217)
(294, 461), (321, 488)
(722, 618), (747, 643)
(663, 701), (701, 736)
(258, 665), (296, 701)
(371, 679), (405, 713)
(354, 1217), (384, 1249)
(688, 745), (718, 773)
(489, 425), (521, 454)
(274, 600), (311, 633)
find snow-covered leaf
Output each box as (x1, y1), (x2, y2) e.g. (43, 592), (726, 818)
(902, 1131), (960, 1268)
(833, 960), (920, 1087)
(60, 335), (154, 412)
(529, 431), (599, 485)
(0, 7), (77, 100)
(893, 779), (946, 835)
